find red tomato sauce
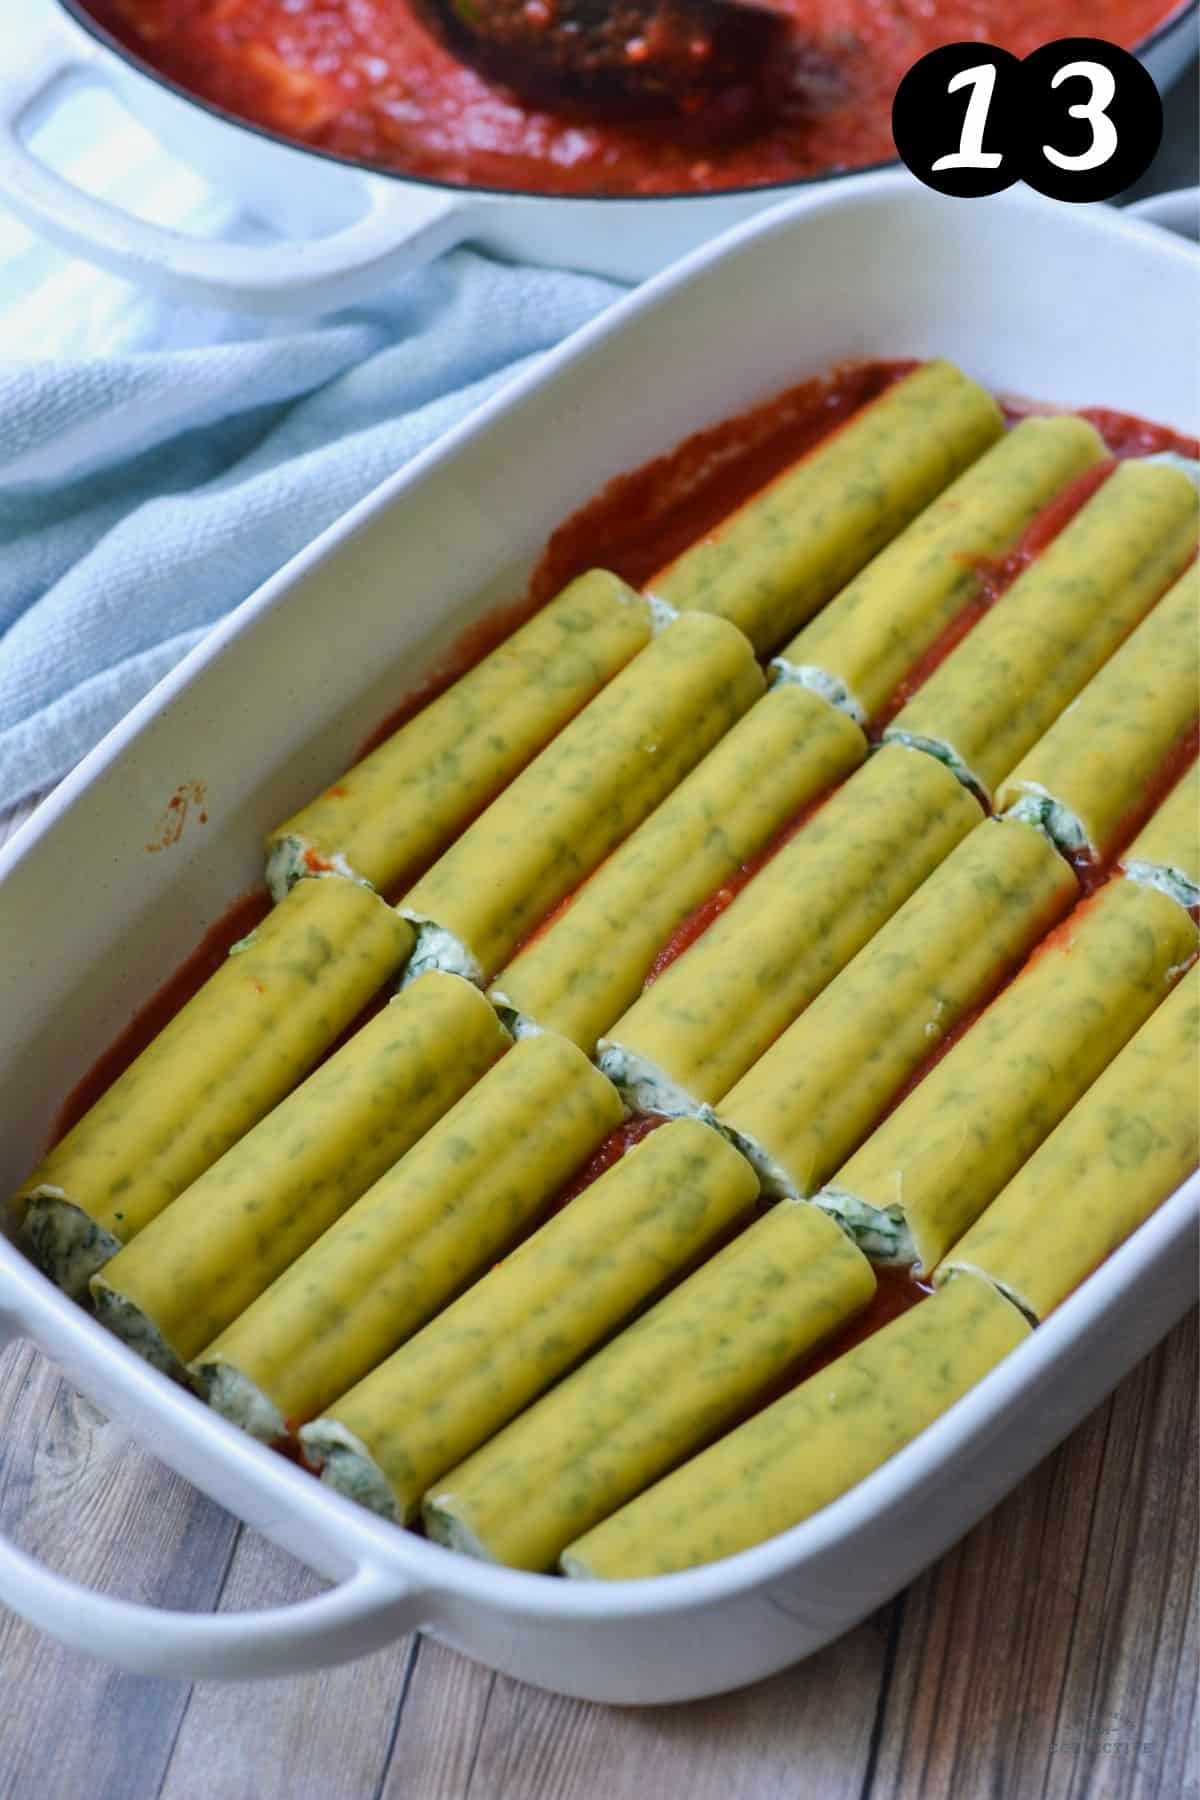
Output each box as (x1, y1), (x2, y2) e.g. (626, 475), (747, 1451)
(732, 1264), (933, 1426)
(531, 360), (913, 601)
(868, 459), (1120, 733)
(644, 782), (835, 979)
(544, 1112), (670, 1218)
(48, 887), (400, 1146)
(1004, 395), (1200, 463)
(794, 1266), (932, 1378)
(1117, 748), (1200, 921)
(1072, 726), (1199, 895)
(83, 1), (1179, 197)
(54, 368), (1192, 1138)
(353, 595), (541, 764)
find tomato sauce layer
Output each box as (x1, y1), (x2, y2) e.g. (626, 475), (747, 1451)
(85, 1), (1178, 197)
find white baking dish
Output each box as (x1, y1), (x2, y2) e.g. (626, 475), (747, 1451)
(0, 0), (1195, 312)
(0, 171), (1197, 1701)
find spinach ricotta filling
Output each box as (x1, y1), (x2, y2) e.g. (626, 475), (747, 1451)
(90, 1284), (194, 1387)
(422, 1494), (501, 1563)
(1003, 786), (1091, 859)
(486, 995), (545, 1042)
(301, 1420), (401, 1522)
(22, 1193), (122, 1302)
(716, 1122), (799, 1200)
(196, 1361), (288, 1446)
(879, 730), (990, 809)
(594, 1041), (711, 1124)
(1123, 858), (1200, 915)
(767, 658), (867, 727)
(398, 917), (485, 988)
(265, 837), (368, 904)
(645, 594), (680, 634)
(817, 1188), (916, 1266)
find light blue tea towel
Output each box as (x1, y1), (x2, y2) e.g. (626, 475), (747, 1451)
(0, 83), (623, 809)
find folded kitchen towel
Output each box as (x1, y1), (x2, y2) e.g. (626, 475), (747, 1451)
(0, 87), (623, 811)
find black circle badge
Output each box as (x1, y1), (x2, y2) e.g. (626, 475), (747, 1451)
(892, 43), (1023, 198)
(1019, 38), (1162, 201)
(893, 37), (1163, 203)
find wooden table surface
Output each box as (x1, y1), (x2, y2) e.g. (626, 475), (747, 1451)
(0, 791), (1196, 1800)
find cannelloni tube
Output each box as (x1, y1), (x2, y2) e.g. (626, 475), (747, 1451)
(299, 1119), (758, 1518)
(772, 416), (1107, 723)
(423, 1202), (874, 1571)
(717, 816), (1080, 1198)
(648, 360), (1004, 654)
(89, 972), (509, 1377)
(937, 968), (1200, 1323)
(193, 1034), (622, 1440)
(996, 566), (1199, 864)
(597, 744), (981, 1114)
(1123, 760), (1200, 911)
(818, 875), (1198, 1270)
(15, 877), (413, 1301)
(265, 571), (653, 899)
(488, 687), (866, 1050)
(399, 613), (764, 985)
(883, 460), (1199, 800)
(561, 1271), (1028, 1580)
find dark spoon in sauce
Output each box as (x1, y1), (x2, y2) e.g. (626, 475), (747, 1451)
(410, 0), (791, 116)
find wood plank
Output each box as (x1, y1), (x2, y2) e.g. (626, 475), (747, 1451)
(381, 1613), (892, 1800)
(868, 1308), (1199, 1800)
(157, 1540), (417, 1800)
(0, 1336), (240, 1800)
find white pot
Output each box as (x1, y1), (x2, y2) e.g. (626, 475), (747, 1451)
(0, 0), (1196, 311)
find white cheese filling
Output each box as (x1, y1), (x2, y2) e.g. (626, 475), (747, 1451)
(558, 1550), (597, 1580)
(486, 995), (545, 1041)
(767, 658), (867, 727)
(817, 1188), (916, 1267)
(594, 1041), (711, 1124)
(1123, 858), (1200, 915)
(265, 837), (368, 904)
(1146, 452), (1200, 490)
(397, 916), (485, 987)
(300, 1420), (401, 1523)
(1002, 785), (1092, 859)
(644, 593), (680, 634)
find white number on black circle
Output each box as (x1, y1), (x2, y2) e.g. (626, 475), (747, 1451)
(931, 63), (1004, 171)
(1043, 60), (1119, 171)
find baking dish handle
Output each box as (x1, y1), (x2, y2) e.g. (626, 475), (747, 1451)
(0, 18), (475, 315)
(0, 1521), (430, 1679)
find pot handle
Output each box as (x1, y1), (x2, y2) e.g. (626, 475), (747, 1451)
(1124, 186), (1199, 243)
(0, 15), (474, 314)
(0, 1516), (429, 1680)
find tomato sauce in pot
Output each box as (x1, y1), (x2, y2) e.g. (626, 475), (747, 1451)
(83, 0), (1180, 197)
